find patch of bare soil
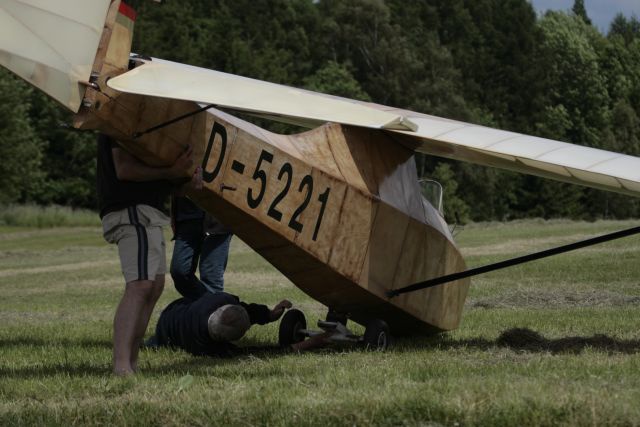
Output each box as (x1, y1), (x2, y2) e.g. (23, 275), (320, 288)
(468, 289), (640, 309)
(497, 328), (640, 354)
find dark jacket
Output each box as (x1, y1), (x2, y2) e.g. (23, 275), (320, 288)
(155, 292), (271, 357)
(172, 196), (231, 235)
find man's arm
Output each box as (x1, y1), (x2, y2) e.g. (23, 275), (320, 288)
(268, 300), (292, 322)
(174, 165), (203, 197)
(290, 332), (332, 352)
(113, 145), (194, 182)
(239, 299), (293, 325)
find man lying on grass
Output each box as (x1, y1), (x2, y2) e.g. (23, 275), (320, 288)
(147, 292), (327, 356)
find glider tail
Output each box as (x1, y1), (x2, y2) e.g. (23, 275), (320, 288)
(100, 1), (137, 76)
(0, 0), (134, 112)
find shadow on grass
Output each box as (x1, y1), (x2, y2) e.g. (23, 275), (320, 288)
(405, 328), (640, 355)
(0, 357), (224, 379)
(4, 329), (639, 380)
(0, 362), (112, 378)
(0, 336), (111, 349)
(0, 335), (347, 379)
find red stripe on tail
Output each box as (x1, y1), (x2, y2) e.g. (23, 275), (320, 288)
(119, 2), (137, 21)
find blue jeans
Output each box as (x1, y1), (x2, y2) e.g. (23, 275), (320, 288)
(170, 219), (232, 300)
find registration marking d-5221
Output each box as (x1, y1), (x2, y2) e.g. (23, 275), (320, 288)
(202, 121), (331, 241)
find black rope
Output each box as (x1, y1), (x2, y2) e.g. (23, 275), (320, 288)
(386, 225), (640, 298)
(133, 104), (215, 139)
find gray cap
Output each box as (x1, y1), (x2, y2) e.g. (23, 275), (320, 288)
(207, 304), (251, 342)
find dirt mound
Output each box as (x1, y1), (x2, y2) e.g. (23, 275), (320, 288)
(497, 328), (640, 354)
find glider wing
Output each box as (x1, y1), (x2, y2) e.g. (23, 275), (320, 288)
(107, 57), (640, 197)
(389, 112), (640, 197)
(107, 58), (417, 131)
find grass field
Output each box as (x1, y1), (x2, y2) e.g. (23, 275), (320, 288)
(1, 219), (639, 426)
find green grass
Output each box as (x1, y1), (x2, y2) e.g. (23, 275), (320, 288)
(0, 205), (100, 228)
(1, 219), (639, 426)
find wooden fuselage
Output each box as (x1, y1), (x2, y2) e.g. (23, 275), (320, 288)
(76, 89), (469, 333)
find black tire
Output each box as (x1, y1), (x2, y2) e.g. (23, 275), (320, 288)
(278, 309), (307, 347)
(363, 319), (391, 351)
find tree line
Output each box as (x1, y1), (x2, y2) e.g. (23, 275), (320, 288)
(1, 0), (639, 223)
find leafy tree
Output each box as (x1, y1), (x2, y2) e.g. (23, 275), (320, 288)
(605, 17), (640, 122)
(313, 0), (468, 121)
(430, 163), (470, 224)
(0, 70), (44, 204)
(518, 178), (586, 219)
(433, 0), (543, 130)
(27, 92), (97, 208)
(609, 14), (640, 45)
(303, 61), (370, 101)
(384, 0), (471, 119)
(572, 0), (592, 26)
(534, 12), (610, 148)
(131, 1), (211, 66)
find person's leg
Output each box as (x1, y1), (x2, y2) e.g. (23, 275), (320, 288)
(199, 233), (232, 293)
(170, 220), (208, 300)
(112, 219), (166, 375)
(129, 274), (164, 370)
(113, 279), (155, 375)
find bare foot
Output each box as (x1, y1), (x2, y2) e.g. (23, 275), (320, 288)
(113, 367), (135, 377)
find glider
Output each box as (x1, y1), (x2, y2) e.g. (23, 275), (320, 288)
(3, 0), (639, 348)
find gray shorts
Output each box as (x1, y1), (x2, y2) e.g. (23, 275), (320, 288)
(102, 205), (170, 283)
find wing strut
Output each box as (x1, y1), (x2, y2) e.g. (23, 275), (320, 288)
(133, 104), (215, 139)
(386, 225), (640, 298)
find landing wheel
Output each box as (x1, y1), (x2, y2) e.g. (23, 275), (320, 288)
(279, 309), (307, 347)
(326, 310), (348, 326)
(363, 319), (391, 351)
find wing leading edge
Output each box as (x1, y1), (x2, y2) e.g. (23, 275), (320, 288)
(107, 57), (640, 197)
(107, 58), (417, 131)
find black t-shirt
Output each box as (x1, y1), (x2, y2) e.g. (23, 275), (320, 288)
(171, 196), (205, 223)
(155, 292), (271, 357)
(96, 134), (172, 218)
(171, 196), (231, 235)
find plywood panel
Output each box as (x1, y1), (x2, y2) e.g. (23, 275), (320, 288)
(360, 202), (411, 297)
(389, 218), (469, 330)
(290, 126), (343, 178)
(327, 187), (376, 283)
(326, 126), (376, 193)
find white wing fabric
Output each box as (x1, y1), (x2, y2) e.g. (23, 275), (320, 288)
(0, 0), (111, 112)
(107, 57), (640, 197)
(387, 112), (640, 197)
(107, 58), (417, 131)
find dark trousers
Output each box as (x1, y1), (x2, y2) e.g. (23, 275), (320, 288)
(170, 219), (232, 300)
